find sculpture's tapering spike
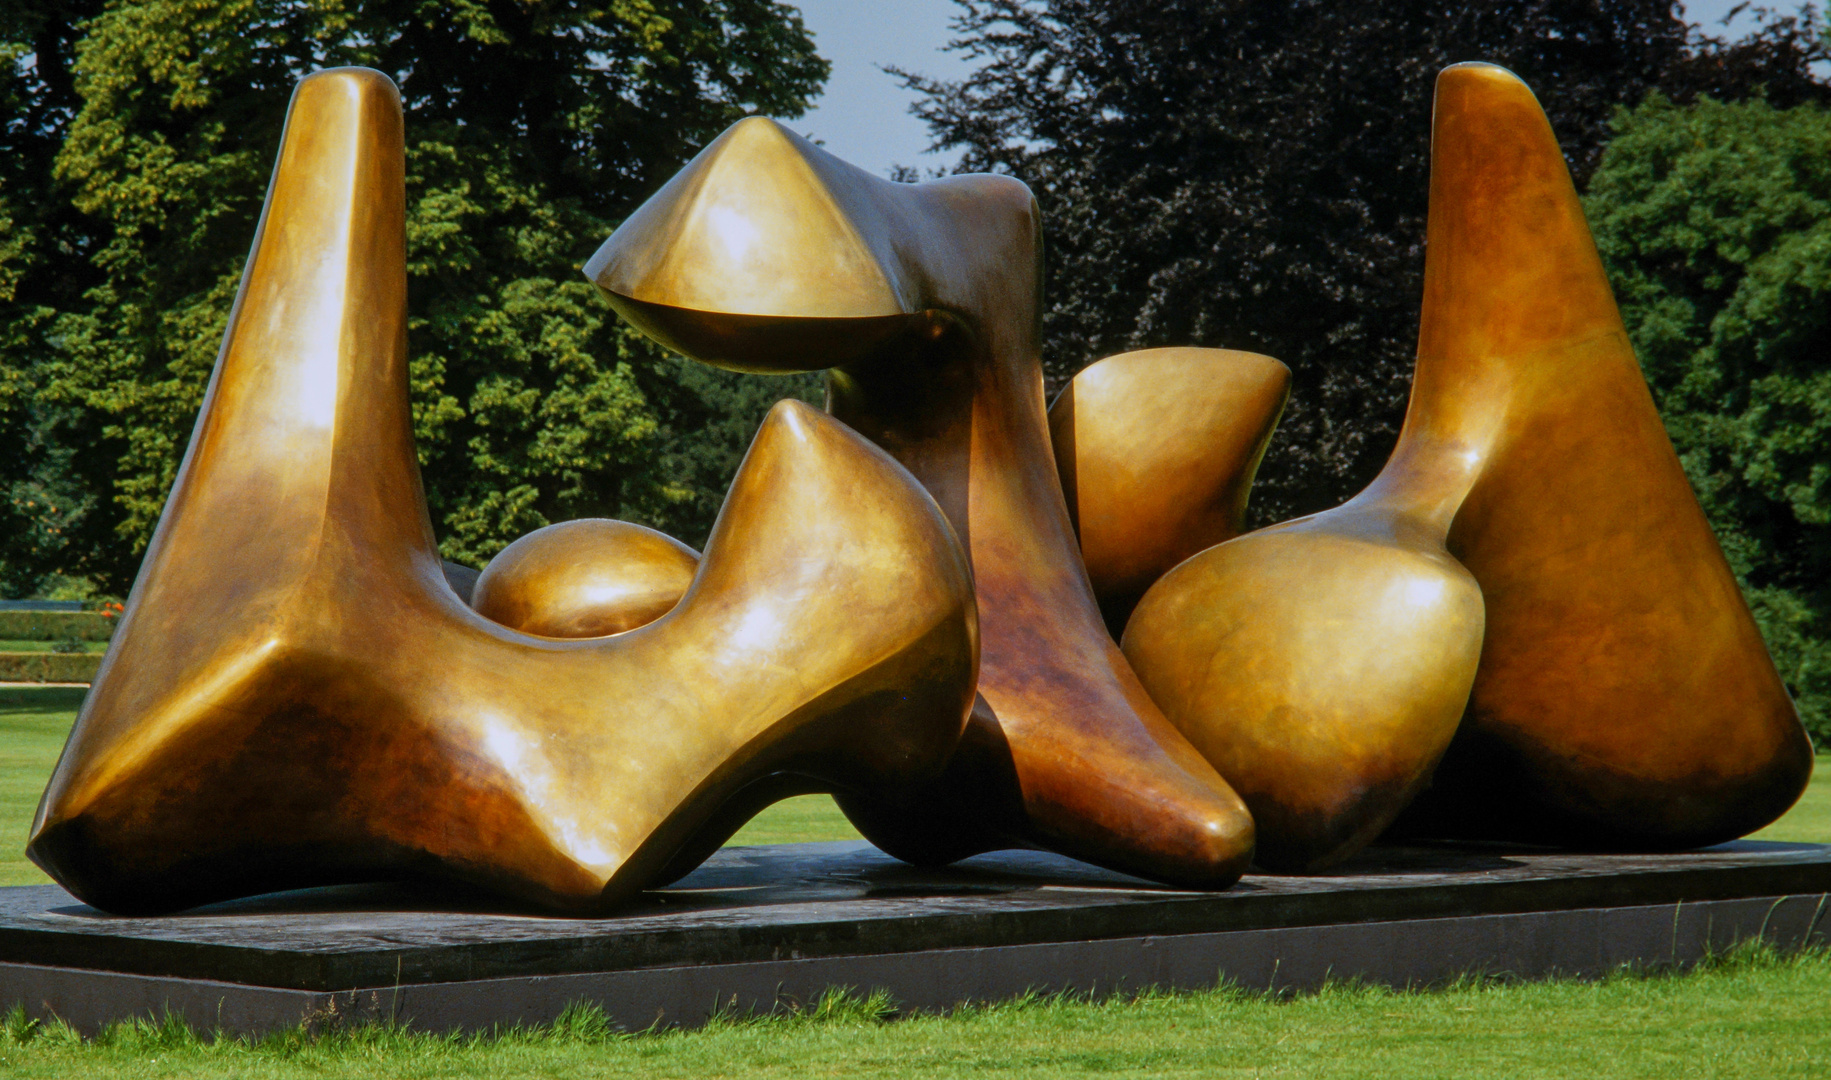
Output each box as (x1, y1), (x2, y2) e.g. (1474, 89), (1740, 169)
(32, 68), (424, 827)
(1391, 62), (1814, 846)
(27, 72), (978, 915)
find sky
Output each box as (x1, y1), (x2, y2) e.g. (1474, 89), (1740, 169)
(788, 0), (971, 177)
(786, 0), (1820, 180)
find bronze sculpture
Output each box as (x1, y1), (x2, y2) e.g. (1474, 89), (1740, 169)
(1049, 347), (1290, 636)
(586, 117), (1257, 888)
(27, 69), (978, 915)
(1123, 63), (1811, 868)
(25, 60), (1811, 916)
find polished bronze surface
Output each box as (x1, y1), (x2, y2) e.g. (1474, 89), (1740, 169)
(1386, 63), (1813, 847)
(27, 69), (977, 915)
(472, 519), (699, 637)
(1049, 347), (1289, 636)
(588, 118), (1254, 887)
(1126, 62), (1811, 869)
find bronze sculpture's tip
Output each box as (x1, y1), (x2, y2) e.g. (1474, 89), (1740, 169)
(584, 114), (906, 322)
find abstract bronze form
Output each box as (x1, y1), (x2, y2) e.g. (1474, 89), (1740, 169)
(473, 519), (700, 638)
(31, 61), (1810, 917)
(586, 117), (1256, 888)
(27, 69), (978, 915)
(1049, 348), (1289, 636)
(1123, 62), (1811, 869)
(1383, 64), (1814, 847)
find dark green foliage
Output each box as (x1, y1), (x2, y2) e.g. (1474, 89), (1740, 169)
(1, 0), (826, 589)
(1586, 94), (1831, 742)
(0, 652), (100, 682)
(0, 0), (108, 596)
(901, 1), (1830, 524)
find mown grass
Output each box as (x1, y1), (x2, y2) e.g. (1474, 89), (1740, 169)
(0, 686), (82, 885)
(0, 640), (104, 654)
(0, 945), (1826, 1078)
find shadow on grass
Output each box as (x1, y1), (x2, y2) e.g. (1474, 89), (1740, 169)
(0, 686), (87, 715)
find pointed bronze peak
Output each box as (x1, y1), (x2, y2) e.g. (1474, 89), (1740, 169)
(1416, 62), (1621, 393)
(586, 116), (910, 320)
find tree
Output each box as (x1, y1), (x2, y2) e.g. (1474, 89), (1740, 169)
(1585, 93), (1831, 741)
(3, 0), (825, 592)
(0, 0), (108, 597)
(900, 0), (1830, 525)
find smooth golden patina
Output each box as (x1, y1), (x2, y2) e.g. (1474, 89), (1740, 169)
(473, 519), (699, 638)
(32, 59), (1805, 914)
(1049, 348), (1289, 635)
(1385, 63), (1813, 846)
(27, 69), (978, 915)
(588, 118), (1254, 887)
(1124, 62), (1811, 870)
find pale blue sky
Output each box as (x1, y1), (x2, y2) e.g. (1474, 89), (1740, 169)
(788, 0), (1817, 178)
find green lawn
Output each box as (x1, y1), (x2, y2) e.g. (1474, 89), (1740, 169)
(1, 686), (1828, 1076)
(0, 640), (104, 654)
(0, 948), (1825, 1077)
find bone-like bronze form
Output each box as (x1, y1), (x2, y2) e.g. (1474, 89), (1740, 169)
(473, 519), (700, 637)
(27, 69), (978, 915)
(587, 118), (1255, 887)
(1049, 348), (1290, 637)
(1125, 63), (1811, 870)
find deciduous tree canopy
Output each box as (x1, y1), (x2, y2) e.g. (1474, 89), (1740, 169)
(1587, 92), (1831, 737)
(1, 0), (826, 593)
(900, 0), (1830, 524)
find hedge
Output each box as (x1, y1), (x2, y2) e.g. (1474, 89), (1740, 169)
(0, 611), (117, 642)
(0, 652), (103, 683)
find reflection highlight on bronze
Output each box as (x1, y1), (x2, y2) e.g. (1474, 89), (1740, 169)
(1049, 347), (1289, 636)
(588, 117), (1254, 887)
(473, 519), (699, 638)
(27, 69), (978, 915)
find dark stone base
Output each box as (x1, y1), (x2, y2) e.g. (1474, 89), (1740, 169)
(2, 840), (1827, 1036)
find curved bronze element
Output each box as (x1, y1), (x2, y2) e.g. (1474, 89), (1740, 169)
(1384, 63), (1813, 846)
(1127, 62), (1813, 868)
(1123, 512), (1483, 871)
(472, 519), (699, 637)
(587, 118), (1254, 887)
(1049, 347), (1289, 635)
(27, 69), (978, 915)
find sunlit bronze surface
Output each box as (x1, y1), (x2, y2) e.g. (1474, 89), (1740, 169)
(1127, 62), (1811, 869)
(1049, 348), (1289, 636)
(588, 118), (1254, 887)
(1385, 63), (1813, 846)
(27, 69), (978, 915)
(1123, 457), (1484, 872)
(472, 519), (699, 637)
